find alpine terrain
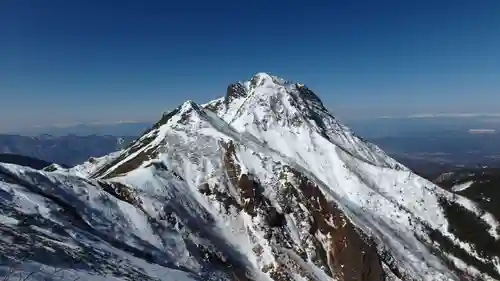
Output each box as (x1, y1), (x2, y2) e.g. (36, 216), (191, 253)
(1, 73), (499, 281)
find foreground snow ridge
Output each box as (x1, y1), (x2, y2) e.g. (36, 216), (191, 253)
(1, 72), (499, 281)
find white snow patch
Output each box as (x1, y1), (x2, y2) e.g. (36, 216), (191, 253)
(0, 213), (18, 225)
(451, 181), (473, 192)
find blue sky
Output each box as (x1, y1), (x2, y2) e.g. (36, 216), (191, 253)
(1, 0), (499, 132)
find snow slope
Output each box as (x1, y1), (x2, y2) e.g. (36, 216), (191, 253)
(2, 73), (500, 281)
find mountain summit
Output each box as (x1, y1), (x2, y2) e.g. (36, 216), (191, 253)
(1, 73), (499, 281)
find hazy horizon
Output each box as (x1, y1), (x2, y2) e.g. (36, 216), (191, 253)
(2, 1), (499, 132)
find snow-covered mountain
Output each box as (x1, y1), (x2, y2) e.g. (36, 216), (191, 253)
(1, 73), (499, 281)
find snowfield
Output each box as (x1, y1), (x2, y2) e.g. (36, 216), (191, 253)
(1, 73), (499, 281)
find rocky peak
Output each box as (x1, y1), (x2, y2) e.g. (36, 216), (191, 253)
(225, 83), (247, 105)
(204, 73), (398, 169)
(295, 83), (325, 109)
(249, 72), (287, 87)
(222, 73), (327, 125)
(90, 73), (398, 180)
(246, 73), (321, 105)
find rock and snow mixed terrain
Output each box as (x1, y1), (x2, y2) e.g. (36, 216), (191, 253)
(1, 73), (499, 281)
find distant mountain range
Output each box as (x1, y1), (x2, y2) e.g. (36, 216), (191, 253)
(0, 134), (137, 166)
(7, 122), (151, 137)
(0, 153), (54, 170)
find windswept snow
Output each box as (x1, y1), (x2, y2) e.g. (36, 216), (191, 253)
(66, 151), (123, 177)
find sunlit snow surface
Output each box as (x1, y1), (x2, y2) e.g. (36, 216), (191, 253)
(1, 73), (499, 280)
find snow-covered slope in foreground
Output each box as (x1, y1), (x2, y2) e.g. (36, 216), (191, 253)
(2, 73), (500, 281)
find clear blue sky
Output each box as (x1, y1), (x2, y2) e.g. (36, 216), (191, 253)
(1, 0), (499, 132)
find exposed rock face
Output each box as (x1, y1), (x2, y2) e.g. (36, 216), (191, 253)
(225, 83), (248, 105)
(287, 167), (385, 281)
